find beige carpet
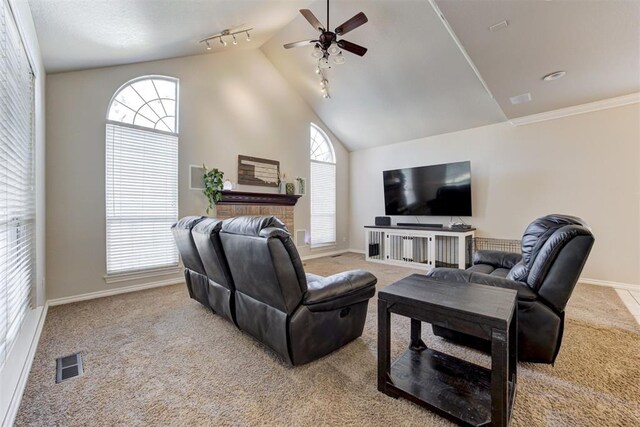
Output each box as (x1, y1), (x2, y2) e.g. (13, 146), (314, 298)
(16, 253), (640, 426)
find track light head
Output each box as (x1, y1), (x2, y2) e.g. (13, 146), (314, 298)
(205, 40), (212, 50)
(246, 31), (251, 42)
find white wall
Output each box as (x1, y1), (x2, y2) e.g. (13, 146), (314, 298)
(46, 49), (350, 301)
(350, 103), (640, 286)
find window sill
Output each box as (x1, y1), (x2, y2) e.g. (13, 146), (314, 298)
(104, 265), (181, 284)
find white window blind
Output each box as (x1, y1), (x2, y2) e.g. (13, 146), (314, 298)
(105, 124), (178, 274)
(0, 0), (36, 368)
(309, 124), (336, 248)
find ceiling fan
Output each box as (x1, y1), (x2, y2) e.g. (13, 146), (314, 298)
(284, 0), (368, 63)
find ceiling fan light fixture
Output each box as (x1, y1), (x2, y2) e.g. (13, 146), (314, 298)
(328, 43), (340, 55)
(311, 45), (324, 58)
(318, 57), (331, 69)
(332, 51), (345, 64)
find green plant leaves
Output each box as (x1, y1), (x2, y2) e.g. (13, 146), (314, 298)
(202, 165), (224, 214)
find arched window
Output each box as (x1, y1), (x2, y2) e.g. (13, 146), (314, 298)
(309, 124), (336, 248)
(105, 76), (179, 275)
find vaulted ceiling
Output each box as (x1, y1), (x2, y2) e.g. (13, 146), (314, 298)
(28, 0), (640, 151)
(261, 0), (506, 150)
(28, 0), (313, 73)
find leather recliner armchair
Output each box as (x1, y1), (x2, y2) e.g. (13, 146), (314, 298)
(173, 215), (378, 365)
(426, 214), (595, 363)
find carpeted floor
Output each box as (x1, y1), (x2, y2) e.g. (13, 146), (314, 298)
(16, 253), (640, 426)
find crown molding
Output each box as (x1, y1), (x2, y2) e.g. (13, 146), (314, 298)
(509, 92), (640, 126)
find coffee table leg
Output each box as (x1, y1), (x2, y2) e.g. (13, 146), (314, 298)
(378, 299), (391, 392)
(410, 319), (427, 351)
(491, 328), (508, 427)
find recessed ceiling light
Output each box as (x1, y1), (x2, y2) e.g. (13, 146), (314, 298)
(542, 71), (566, 81)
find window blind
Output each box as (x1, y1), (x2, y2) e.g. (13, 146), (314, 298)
(105, 124), (178, 274)
(0, 0), (36, 368)
(310, 161), (336, 248)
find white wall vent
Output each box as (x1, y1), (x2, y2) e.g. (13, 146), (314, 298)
(189, 165), (206, 190)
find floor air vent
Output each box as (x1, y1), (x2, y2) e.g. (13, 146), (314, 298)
(56, 353), (84, 383)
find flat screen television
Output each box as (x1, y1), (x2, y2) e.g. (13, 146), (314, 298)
(383, 161), (472, 216)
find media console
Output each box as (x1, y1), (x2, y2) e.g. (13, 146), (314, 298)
(364, 225), (475, 270)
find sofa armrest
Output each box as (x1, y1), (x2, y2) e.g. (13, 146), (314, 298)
(427, 267), (536, 301)
(473, 250), (522, 270)
(304, 270), (377, 311)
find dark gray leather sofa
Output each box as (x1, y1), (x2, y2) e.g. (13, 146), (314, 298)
(172, 215), (377, 365)
(426, 214), (594, 363)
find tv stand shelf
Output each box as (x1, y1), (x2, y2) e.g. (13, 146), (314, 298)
(364, 225), (475, 270)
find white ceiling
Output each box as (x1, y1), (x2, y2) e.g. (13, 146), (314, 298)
(434, 0), (640, 119)
(261, 0), (506, 150)
(27, 0), (640, 150)
(28, 0), (313, 73)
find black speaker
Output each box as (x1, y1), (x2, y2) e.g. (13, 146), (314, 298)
(375, 216), (391, 226)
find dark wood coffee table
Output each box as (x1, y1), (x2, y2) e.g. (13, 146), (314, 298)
(378, 274), (517, 427)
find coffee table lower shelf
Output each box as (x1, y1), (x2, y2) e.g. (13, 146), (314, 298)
(385, 348), (516, 427)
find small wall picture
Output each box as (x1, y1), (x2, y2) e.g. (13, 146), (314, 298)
(237, 155), (280, 187)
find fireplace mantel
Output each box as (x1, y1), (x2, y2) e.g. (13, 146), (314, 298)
(218, 191), (302, 206)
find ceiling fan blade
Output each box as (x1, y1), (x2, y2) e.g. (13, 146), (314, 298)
(300, 9), (325, 32)
(283, 39), (318, 49)
(337, 39), (368, 56)
(335, 12), (368, 35)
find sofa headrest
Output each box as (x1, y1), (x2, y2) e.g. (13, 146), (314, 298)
(193, 217), (223, 235)
(172, 215), (206, 231)
(221, 216), (289, 238)
(521, 214), (589, 267)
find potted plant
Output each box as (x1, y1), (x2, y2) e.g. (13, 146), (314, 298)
(202, 165), (224, 214)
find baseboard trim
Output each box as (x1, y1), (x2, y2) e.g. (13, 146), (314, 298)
(301, 249), (352, 261)
(509, 92), (640, 126)
(47, 278), (184, 307)
(348, 248), (366, 255)
(2, 304), (48, 427)
(579, 278), (638, 291)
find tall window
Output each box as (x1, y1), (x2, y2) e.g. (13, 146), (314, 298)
(0, 0), (36, 367)
(310, 124), (336, 248)
(106, 76), (179, 274)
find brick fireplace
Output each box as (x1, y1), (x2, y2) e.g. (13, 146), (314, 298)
(214, 191), (301, 232)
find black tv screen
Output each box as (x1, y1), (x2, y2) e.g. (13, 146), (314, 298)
(383, 161), (472, 216)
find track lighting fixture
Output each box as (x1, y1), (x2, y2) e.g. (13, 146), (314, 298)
(199, 27), (253, 51)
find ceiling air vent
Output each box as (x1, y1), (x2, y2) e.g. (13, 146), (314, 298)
(489, 20), (508, 32)
(510, 93), (532, 105)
